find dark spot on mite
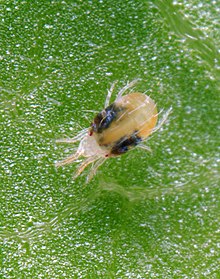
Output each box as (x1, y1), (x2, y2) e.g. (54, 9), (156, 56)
(110, 132), (142, 155)
(91, 103), (123, 133)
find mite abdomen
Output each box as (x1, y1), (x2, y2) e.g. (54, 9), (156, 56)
(94, 93), (158, 147)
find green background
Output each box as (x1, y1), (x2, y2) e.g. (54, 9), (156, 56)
(1, 0), (219, 278)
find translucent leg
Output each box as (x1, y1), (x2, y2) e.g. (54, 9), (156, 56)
(105, 80), (118, 107)
(137, 144), (152, 153)
(73, 155), (100, 179)
(152, 107), (172, 133)
(55, 151), (81, 167)
(116, 79), (140, 100)
(86, 157), (107, 182)
(56, 128), (88, 144)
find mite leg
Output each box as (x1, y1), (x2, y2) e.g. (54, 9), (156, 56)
(55, 151), (81, 167)
(105, 80), (118, 107)
(56, 128), (88, 144)
(137, 144), (152, 153)
(116, 79), (140, 100)
(152, 107), (172, 134)
(86, 157), (107, 182)
(73, 155), (100, 179)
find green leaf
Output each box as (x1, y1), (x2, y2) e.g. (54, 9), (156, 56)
(1, 0), (219, 278)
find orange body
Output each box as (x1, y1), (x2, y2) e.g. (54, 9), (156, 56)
(91, 93), (158, 155)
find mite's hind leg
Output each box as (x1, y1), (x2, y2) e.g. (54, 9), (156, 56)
(137, 144), (152, 153)
(116, 79), (140, 100)
(86, 157), (107, 182)
(73, 155), (100, 179)
(152, 107), (172, 134)
(55, 151), (81, 167)
(105, 81), (118, 107)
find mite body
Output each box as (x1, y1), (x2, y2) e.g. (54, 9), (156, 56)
(91, 92), (157, 155)
(56, 80), (170, 181)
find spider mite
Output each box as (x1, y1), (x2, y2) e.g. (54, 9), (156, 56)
(55, 80), (171, 182)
